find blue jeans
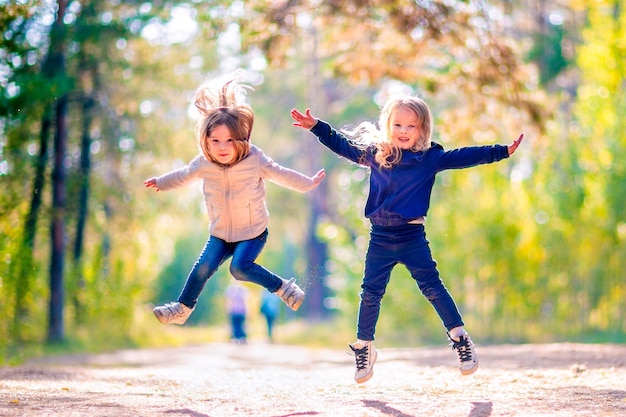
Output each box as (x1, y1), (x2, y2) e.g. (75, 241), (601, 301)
(230, 313), (247, 340)
(177, 229), (283, 308)
(357, 224), (464, 341)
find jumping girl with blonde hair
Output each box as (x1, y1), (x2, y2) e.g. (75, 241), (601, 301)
(292, 95), (522, 384)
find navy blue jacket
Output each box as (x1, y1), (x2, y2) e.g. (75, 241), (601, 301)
(310, 120), (510, 226)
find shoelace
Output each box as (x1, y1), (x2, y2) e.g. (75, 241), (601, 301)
(162, 303), (184, 317)
(283, 286), (297, 301)
(281, 283), (301, 305)
(450, 336), (473, 363)
(352, 345), (370, 370)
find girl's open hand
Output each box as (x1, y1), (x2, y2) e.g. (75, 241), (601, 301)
(291, 108), (318, 130)
(144, 177), (160, 191)
(312, 169), (326, 188)
(508, 134), (524, 156)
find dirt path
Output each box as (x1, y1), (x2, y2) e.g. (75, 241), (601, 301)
(1, 342), (625, 416)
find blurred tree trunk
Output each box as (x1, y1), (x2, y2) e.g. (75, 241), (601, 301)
(71, 6), (100, 322)
(305, 185), (329, 320)
(25, 113), (51, 259)
(47, 0), (69, 343)
(303, 26), (330, 320)
(71, 91), (94, 324)
(49, 96), (68, 343)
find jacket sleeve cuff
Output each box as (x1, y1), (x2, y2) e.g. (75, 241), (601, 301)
(310, 119), (328, 135)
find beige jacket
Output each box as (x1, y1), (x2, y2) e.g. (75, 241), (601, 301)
(156, 145), (318, 242)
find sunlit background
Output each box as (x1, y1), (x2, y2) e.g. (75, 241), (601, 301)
(0, 0), (624, 364)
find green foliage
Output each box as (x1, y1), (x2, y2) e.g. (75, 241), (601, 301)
(528, 20), (571, 87)
(2, 0), (626, 365)
(300, 0), (626, 345)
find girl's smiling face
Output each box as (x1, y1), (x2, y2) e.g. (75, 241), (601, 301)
(208, 124), (236, 165)
(389, 105), (420, 150)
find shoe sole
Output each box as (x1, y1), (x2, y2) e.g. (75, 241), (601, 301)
(153, 309), (187, 325)
(355, 370), (374, 384)
(290, 295), (304, 311)
(460, 361), (479, 375)
(153, 310), (169, 324)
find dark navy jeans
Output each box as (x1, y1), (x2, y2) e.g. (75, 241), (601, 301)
(357, 223), (464, 341)
(177, 229), (283, 308)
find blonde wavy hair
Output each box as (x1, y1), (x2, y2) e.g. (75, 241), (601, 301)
(194, 71), (254, 165)
(345, 95), (432, 168)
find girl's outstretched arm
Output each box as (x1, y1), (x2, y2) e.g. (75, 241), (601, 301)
(508, 134), (524, 156)
(291, 108), (318, 130)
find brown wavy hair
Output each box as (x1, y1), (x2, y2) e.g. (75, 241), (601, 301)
(194, 72), (254, 165)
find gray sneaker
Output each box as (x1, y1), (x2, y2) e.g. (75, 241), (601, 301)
(153, 302), (193, 325)
(276, 277), (305, 311)
(448, 332), (479, 375)
(350, 341), (377, 384)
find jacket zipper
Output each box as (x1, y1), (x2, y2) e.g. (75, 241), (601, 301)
(222, 166), (233, 242)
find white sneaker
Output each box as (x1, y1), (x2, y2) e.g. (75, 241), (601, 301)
(153, 302), (193, 325)
(448, 331), (479, 375)
(276, 277), (305, 311)
(350, 341), (377, 384)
